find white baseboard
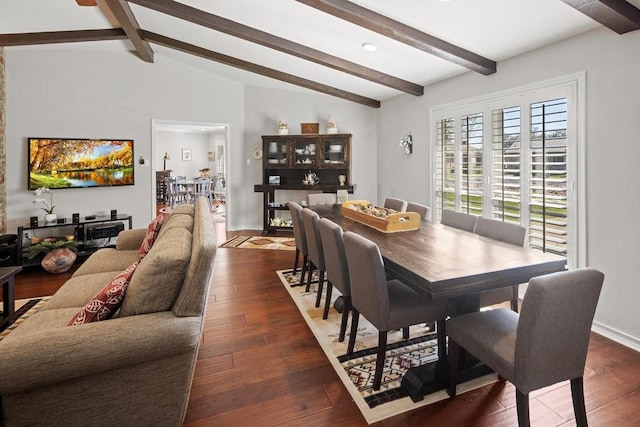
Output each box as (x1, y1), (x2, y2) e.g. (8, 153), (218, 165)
(592, 321), (640, 353)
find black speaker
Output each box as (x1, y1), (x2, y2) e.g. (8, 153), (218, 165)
(72, 213), (80, 224)
(110, 209), (118, 220)
(0, 242), (17, 267)
(30, 216), (39, 227)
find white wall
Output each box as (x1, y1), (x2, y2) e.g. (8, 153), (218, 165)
(5, 48), (244, 230)
(377, 27), (640, 349)
(155, 130), (210, 178)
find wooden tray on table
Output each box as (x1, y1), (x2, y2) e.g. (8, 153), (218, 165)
(341, 200), (421, 233)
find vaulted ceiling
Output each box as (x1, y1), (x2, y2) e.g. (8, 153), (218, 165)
(1, 0), (639, 108)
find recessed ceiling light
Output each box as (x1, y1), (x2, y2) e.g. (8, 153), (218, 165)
(362, 42), (377, 52)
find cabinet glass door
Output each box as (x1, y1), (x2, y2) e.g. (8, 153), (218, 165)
(322, 138), (346, 166)
(293, 140), (317, 167)
(265, 140), (288, 166)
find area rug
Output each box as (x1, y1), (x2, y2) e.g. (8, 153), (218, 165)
(277, 269), (496, 424)
(220, 235), (295, 250)
(0, 297), (49, 340)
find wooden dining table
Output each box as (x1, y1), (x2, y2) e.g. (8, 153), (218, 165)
(308, 204), (567, 400)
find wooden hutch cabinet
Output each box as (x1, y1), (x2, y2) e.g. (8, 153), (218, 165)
(254, 133), (355, 234)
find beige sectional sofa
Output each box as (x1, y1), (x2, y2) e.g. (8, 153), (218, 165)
(0, 198), (217, 427)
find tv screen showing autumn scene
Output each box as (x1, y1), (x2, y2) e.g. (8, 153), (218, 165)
(28, 138), (135, 190)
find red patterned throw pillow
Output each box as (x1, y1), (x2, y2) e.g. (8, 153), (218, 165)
(67, 261), (139, 326)
(138, 214), (165, 261)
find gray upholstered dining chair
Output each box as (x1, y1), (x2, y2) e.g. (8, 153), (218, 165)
(343, 231), (451, 391)
(318, 218), (352, 340)
(406, 202), (431, 222)
(307, 193), (337, 206)
(302, 208), (327, 308)
(383, 197), (407, 212)
(440, 209), (477, 232)
(288, 202), (309, 286)
(447, 268), (604, 427)
(474, 217), (527, 312)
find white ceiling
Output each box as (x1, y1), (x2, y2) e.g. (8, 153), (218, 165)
(0, 0), (609, 103)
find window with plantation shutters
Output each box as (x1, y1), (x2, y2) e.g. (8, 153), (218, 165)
(528, 98), (568, 256)
(432, 74), (584, 267)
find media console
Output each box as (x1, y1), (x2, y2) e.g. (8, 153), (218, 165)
(16, 214), (132, 267)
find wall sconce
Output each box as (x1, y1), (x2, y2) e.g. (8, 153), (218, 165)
(163, 152), (170, 170)
(399, 133), (413, 154)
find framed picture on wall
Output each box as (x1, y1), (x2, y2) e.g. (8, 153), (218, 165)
(182, 149), (192, 161)
(208, 151), (215, 161)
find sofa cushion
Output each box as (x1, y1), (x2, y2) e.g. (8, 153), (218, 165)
(157, 204), (194, 240)
(43, 271), (124, 310)
(67, 261), (139, 325)
(138, 214), (165, 261)
(72, 248), (139, 277)
(119, 227), (192, 317)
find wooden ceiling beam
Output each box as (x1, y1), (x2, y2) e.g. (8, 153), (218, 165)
(128, 0), (423, 96)
(102, 0), (153, 62)
(561, 0), (640, 34)
(296, 0), (496, 75)
(142, 31), (381, 108)
(0, 29), (127, 46)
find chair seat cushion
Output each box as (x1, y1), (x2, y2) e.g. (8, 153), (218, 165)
(447, 308), (518, 381)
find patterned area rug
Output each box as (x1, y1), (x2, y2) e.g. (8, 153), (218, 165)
(0, 297), (49, 340)
(220, 235), (295, 250)
(277, 269), (496, 424)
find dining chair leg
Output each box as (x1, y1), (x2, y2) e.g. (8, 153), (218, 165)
(299, 256), (308, 286)
(447, 339), (460, 398)
(305, 263), (315, 292)
(402, 327), (409, 339)
(516, 390), (531, 427)
(315, 270), (325, 308)
(373, 331), (388, 391)
(322, 281), (333, 319)
(338, 296), (351, 342)
(571, 377), (588, 427)
(293, 248), (300, 274)
(347, 309), (360, 354)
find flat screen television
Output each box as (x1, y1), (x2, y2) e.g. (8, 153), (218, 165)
(28, 138), (135, 190)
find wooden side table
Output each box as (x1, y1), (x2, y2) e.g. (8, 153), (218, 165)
(0, 266), (22, 330)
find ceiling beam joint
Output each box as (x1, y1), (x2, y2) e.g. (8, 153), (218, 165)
(103, 0), (154, 62)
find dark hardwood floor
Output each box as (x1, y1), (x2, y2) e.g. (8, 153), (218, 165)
(10, 222), (640, 426)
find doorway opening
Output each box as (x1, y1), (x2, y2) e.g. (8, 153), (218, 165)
(151, 120), (229, 233)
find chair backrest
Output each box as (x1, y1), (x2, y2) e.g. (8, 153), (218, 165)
(318, 218), (350, 297)
(406, 202), (431, 222)
(515, 268), (604, 393)
(307, 193), (337, 206)
(302, 208), (324, 269)
(288, 202), (307, 255)
(474, 217), (526, 247)
(166, 177), (182, 194)
(343, 231), (390, 329)
(384, 198), (407, 212)
(441, 209), (477, 232)
(193, 178), (212, 197)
